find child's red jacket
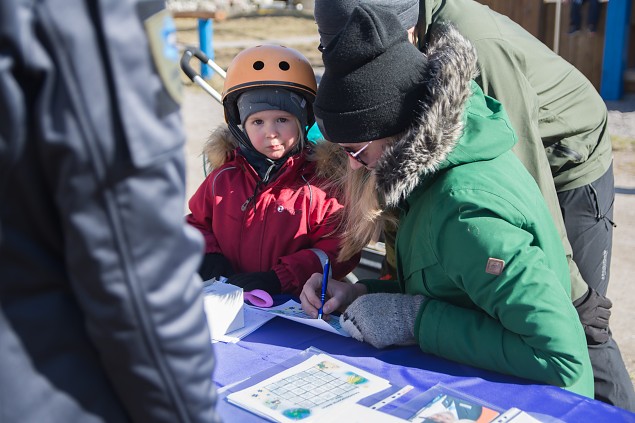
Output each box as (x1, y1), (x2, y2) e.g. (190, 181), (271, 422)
(187, 128), (359, 295)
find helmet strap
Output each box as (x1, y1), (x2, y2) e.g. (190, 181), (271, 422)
(227, 117), (255, 152)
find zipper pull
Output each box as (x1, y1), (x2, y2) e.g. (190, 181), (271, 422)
(240, 195), (255, 211)
(262, 160), (275, 184)
(241, 196), (253, 211)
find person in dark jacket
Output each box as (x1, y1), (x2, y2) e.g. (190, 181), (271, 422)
(313, 0), (634, 410)
(186, 44), (359, 296)
(301, 4), (593, 397)
(0, 1), (219, 421)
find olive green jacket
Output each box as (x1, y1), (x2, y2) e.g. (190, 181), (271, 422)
(405, 0), (614, 300)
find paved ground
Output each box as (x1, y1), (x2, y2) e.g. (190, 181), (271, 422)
(604, 94), (635, 383)
(181, 85), (635, 384)
(608, 152), (635, 380)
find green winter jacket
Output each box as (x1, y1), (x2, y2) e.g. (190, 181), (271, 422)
(408, 0), (613, 301)
(363, 25), (594, 398)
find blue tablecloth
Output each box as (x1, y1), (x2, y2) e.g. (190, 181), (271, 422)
(212, 311), (635, 422)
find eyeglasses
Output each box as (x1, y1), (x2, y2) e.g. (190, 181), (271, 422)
(342, 140), (373, 167)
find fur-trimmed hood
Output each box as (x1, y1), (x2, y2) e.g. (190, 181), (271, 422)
(375, 24), (516, 208)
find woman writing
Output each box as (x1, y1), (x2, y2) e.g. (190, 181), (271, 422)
(300, 4), (593, 397)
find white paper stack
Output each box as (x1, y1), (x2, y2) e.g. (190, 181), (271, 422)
(202, 280), (244, 338)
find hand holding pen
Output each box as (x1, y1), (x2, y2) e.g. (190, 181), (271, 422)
(299, 264), (366, 318)
(317, 259), (330, 320)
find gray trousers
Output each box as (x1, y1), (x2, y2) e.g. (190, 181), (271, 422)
(558, 163), (635, 411)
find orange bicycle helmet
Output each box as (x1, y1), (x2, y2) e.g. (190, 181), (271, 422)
(222, 44), (318, 128)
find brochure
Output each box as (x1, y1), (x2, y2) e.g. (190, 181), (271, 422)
(225, 348), (392, 422)
(388, 384), (503, 422)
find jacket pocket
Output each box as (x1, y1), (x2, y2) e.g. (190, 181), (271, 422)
(117, 1), (183, 170)
(400, 247), (438, 297)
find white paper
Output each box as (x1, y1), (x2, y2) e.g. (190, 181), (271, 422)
(203, 279), (244, 337)
(212, 306), (275, 343)
(491, 407), (545, 423)
(251, 300), (350, 337)
(227, 353), (391, 423)
(318, 403), (407, 422)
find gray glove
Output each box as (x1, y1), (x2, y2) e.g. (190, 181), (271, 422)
(340, 293), (427, 349)
(573, 287), (612, 345)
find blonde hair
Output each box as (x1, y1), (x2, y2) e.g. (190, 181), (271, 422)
(334, 136), (400, 262)
(294, 118), (306, 152)
(337, 167), (382, 261)
(304, 141), (380, 261)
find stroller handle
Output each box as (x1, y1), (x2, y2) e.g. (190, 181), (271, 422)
(180, 46), (225, 103)
(180, 47), (210, 81)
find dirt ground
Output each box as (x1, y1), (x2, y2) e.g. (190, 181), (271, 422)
(177, 13), (635, 385)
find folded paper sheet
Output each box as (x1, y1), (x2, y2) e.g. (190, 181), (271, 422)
(203, 280), (244, 338)
(252, 300), (350, 337)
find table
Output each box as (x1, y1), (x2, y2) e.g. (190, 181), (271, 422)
(211, 306), (635, 422)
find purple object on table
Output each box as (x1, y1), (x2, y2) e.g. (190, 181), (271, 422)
(243, 289), (273, 308)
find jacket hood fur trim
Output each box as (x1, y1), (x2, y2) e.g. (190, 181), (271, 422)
(203, 126), (238, 171)
(375, 23), (478, 208)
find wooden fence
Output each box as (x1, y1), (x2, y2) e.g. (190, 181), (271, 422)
(477, 0), (634, 92)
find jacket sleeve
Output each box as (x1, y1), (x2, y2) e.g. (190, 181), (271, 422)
(273, 193), (360, 295)
(417, 190), (590, 393)
(187, 174), (222, 253)
(471, 37), (588, 302)
(25, 1), (219, 421)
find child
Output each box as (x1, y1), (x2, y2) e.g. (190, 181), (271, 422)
(187, 44), (359, 296)
(301, 5), (594, 397)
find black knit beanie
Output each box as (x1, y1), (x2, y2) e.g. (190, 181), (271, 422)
(314, 0), (419, 48)
(314, 4), (428, 144)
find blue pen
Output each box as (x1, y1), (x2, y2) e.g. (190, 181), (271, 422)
(317, 259), (330, 320)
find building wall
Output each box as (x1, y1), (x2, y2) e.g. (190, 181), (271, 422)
(476, 0), (634, 93)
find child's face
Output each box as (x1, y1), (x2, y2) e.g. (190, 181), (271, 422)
(243, 110), (300, 160)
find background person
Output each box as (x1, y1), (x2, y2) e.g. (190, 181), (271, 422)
(303, 4), (593, 397)
(313, 0), (634, 410)
(186, 44), (359, 295)
(568, 0), (601, 34)
(0, 1), (219, 421)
